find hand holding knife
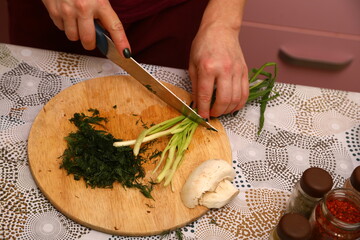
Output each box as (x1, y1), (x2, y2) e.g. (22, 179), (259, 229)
(94, 21), (217, 131)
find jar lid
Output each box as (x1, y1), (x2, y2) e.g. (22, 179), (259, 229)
(300, 167), (333, 198)
(350, 166), (360, 192)
(276, 213), (311, 240)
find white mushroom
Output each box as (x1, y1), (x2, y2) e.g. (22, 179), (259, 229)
(199, 179), (239, 208)
(180, 159), (239, 208)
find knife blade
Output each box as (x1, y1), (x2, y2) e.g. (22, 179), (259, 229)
(94, 22), (217, 131)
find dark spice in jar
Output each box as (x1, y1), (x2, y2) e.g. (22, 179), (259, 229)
(286, 167), (333, 218)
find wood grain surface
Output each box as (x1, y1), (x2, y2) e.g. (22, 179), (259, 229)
(27, 75), (232, 236)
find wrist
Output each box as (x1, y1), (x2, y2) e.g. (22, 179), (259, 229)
(199, 0), (246, 33)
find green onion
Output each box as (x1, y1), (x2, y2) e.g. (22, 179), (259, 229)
(114, 115), (198, 189)
(113, 62), (279, 187)
(248, 62), (279, 134)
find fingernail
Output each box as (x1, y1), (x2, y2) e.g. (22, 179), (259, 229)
(123, 48), (131, 58)
(232, 111), (239, 117)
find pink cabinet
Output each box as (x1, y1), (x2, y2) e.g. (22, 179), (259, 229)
(240, 0), (360, 92)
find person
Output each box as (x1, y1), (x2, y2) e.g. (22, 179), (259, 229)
(8, 0), (249, 119)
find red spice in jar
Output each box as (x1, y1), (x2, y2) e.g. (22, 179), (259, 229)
(309, 189), (360, 240)
(326, 199), (360, 224)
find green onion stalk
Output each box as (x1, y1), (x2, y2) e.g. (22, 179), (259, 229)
(113, 62), (278, 188)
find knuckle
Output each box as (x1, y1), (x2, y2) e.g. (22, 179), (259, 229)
(197, 93), (212, 104)
(66, 31), (78, 41)
(234, 62), (245, 75)
(47, 7), (61, 19)
(200, 59), (217, 74)
(217, 96), (232, 106)
(111, 21), (124, 32)
(74, 0), (90, 15)
(200, 58), (234, 75)
(59, 3), (72, 16)
(232, 96), (242, 103)
(221, 60), (233, 73)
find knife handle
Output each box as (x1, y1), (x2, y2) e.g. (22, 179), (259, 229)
(94, 21), (108, 56)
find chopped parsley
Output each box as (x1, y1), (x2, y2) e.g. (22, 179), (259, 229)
(60, 108), (154, 198)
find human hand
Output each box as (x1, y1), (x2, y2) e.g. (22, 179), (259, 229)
(188, 24), (249, 119)
(42, 0), (130, 55)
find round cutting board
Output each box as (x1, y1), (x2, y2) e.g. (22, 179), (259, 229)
(28, 75), (232, 236)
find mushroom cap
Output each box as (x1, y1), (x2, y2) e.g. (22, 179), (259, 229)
(180, 159), (236, 208)
(200, 179), (239, 208)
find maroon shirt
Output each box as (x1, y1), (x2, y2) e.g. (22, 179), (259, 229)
(110, 0), (188, 23)
(8, 0), (208, 69)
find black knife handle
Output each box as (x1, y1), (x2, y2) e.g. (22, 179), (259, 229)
(94, 21), (108, 56)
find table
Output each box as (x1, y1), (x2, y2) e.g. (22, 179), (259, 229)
(0, 43), (359, 240)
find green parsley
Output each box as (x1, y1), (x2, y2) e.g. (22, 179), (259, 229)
(60, 108), (154, 199)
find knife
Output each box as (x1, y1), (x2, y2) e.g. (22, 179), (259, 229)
(94, 22), (217, 131)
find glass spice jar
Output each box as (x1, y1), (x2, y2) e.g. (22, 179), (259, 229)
(309, 188), (360, 240)
(286, 167), (333, 218)
(269, 213), (312, 240)
(344, 165), (360, 193)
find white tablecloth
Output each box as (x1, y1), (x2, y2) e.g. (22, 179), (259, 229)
(1, 43), (359, 240)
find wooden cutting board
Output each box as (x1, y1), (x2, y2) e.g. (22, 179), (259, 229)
(28, 75), (232, 236)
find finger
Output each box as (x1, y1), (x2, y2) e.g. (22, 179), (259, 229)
(58, 1), (79, 42)
(227, 74), (243, 113)
(98, 6), (130, 56)
(63, 18), (79, 41)
(227, 66), (245, 114)
(232, 72), (249, 115)
(42, 1), (64, 30)
(188, 64), (198, 109)
(78, 17), (96, 50)
(196, 70), (215, 119)
(237, 69), (250, 109)
(52, 17), (65, 31)
(209, 75), (232, 117)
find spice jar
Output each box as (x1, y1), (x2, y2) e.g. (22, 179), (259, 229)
(309, 188), (360, 240)
(286, 167), (333, 218)
(269, 213), (311, 240)
(344, 165), (360, 193)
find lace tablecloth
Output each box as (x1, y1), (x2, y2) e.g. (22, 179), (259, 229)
(1, 43), (359, 240)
